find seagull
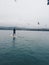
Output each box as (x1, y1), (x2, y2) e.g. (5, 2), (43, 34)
(15, 0), (16, 2)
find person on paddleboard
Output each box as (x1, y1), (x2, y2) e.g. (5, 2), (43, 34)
(13, 28), (16, 36)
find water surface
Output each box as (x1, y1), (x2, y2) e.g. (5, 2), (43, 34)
(0, 30), (49, 65)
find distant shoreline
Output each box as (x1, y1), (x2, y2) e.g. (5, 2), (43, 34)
(0, 26), (49, 31)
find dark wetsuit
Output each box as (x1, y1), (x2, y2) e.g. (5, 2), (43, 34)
(13, 28), (16, 35)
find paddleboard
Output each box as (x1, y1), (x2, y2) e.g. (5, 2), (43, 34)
(10, 34), (17, 38)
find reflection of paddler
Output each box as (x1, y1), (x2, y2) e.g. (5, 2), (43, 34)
(13, 28), (16, 36)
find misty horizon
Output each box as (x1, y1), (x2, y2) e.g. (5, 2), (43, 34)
(0, 0), (49, 28)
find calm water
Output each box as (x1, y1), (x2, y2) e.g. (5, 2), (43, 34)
(0, 30), (49, 65)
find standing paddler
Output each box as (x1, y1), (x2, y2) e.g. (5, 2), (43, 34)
(13, 28), (16, 37)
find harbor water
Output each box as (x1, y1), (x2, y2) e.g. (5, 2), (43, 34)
(0, 30), (49, 65)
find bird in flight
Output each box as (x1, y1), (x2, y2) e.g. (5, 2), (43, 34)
(14, 0), (16, 2)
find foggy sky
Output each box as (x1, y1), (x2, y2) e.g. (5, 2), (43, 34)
(0, 0), (49, 28)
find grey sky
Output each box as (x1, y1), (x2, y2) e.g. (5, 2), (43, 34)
(0, 0), (49, 28)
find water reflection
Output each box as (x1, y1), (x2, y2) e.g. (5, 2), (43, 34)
(12, 37), (16, 47)
(13, 37), (16, 40)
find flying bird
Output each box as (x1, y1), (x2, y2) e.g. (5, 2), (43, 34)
(15, 0), (16, 2)
(38, 22), (40, 25)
